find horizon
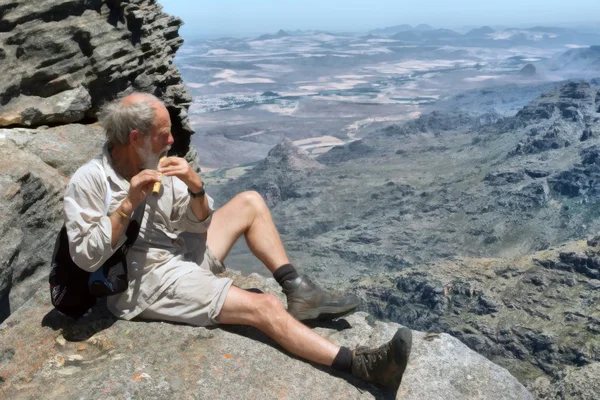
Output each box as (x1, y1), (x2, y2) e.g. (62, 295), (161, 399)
(160, 0), (600, 39)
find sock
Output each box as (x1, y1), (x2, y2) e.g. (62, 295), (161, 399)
(331, 346), (353, 373)
(273, 263), (299, 285)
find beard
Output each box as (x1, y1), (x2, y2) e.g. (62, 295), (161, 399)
(136, 138), (171, 170)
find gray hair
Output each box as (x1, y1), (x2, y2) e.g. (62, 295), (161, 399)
(98, 93), (161, 146)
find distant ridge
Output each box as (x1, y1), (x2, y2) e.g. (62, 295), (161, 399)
(256, 29), (290, 41)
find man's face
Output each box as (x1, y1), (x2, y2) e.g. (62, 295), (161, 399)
(135, 103), (174, 169)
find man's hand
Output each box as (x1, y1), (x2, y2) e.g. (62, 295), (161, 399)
(158, 157), (203, 192)
(123, 169), (162, 212)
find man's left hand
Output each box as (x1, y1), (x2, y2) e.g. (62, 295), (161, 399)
(158, 157), (203, 192)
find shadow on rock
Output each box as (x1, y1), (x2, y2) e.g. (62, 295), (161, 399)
(41, 298), (117, 342)
(217, 320), (392, 399)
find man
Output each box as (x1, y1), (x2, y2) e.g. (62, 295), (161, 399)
(64, 92), (412, 390)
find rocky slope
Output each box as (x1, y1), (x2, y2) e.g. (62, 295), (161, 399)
(350, 237), (600, 399)
(0, 272), (531, 400)
(211, 81), (600, 397)
(0, 0), (196, 321)
(214, 81), (600, 280)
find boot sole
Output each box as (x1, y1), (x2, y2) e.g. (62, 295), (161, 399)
(292, 304), (359, 321)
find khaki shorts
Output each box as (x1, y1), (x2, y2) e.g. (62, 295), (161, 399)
(138, 233), (233, 327)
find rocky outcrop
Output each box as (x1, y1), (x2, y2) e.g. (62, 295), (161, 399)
(0, 139), (67, 322)
(218, 138), (323, 207)
(0, 0), (194, 160)
(0, 272), (531, 399)
(351, 238), (600, 398)
(0, 0), (197, 321)
(511, 82), (599, 155)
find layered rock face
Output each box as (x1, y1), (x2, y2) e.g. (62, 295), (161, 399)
(0, 0), (193, 147)
(0, 0), (197, 320)
(0, 272), (532, 399)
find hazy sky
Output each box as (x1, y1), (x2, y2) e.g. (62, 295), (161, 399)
(161, 0), (600, 38)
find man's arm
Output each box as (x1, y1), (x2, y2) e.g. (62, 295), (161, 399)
(159, 157), (214, 231)
(185, 177), (211, 222)
(64, 165), (161, 271)
(109, 169), (162, 247)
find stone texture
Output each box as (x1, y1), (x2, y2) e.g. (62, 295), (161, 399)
(0, 87), (92, 127)
(0, 272), (531, 400)
(2, 124), (106, 177)
(0, 0), (196, 166)
(0, 139), (67, 322)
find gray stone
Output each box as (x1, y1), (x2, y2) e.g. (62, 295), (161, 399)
(0, 87), (92, 127)
(0, 139), (67, 322)
(0, 0), (193, 151)
(3, 123), (106, 176)
(0, 274), (531, 400)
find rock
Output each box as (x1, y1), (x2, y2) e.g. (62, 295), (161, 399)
(398, 332), (532, 400)
(511, 82), (596, 155)
(3, 124), (106, 176)
(0, 87), (91, 127)
(549, 145), (600, 201)
(0, 0), (193, 156)
(0, 273), (531, 399)
(352, 240), (600, 397)
(317, 140), (375, 165)
(484, 170), (526, 186)
(559, 363), (600, 400)
(0, 139), (67, 322)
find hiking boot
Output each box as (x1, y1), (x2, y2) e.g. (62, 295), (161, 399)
(351, 327), (413, 389)
(281, 275), (360, 321)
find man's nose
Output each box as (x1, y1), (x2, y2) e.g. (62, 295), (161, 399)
(167, 132), (174, 145)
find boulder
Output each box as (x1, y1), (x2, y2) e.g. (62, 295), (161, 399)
(0, 272), (532, 399)
(0, 139), (67, 322)
(0, 87), (92, 127)
(3, 124), (106, 177)
(0, 0), (194, 162)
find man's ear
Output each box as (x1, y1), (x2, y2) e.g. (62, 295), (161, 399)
(129, 130), (143, 146)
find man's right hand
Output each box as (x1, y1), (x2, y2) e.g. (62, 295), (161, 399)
(122, 169), (162, 213)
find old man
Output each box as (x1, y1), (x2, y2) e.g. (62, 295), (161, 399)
(63, 92), (412, 389)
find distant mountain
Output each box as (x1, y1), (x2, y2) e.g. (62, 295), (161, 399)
(367, 24), (413, 35)
(255, 29), (290, 41)
(545, 45), (600, 74)
(391, 28), (462, 42)
(464, 26), (496, 37)
(414, 24), (435, 31)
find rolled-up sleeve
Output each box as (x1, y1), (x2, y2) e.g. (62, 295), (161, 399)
(63, 164), (123, 272)
(170, 177), (214, 233)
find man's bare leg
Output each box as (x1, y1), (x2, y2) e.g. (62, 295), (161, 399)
(207, 191), (288, 273)
(216, 285), (413, 390)
(216, 286), (339, 365)
(207, 190), (360, 321)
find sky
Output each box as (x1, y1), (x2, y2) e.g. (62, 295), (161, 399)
(160, 0), (600, 38)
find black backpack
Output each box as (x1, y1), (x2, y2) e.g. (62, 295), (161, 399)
(49, 162), (146, 319)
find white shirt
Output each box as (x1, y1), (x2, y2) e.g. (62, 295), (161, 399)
(63, 143), (214, 320)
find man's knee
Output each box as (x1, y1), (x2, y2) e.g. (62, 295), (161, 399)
(239, 190), (268, 215)
(253, 293), (286, 326)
